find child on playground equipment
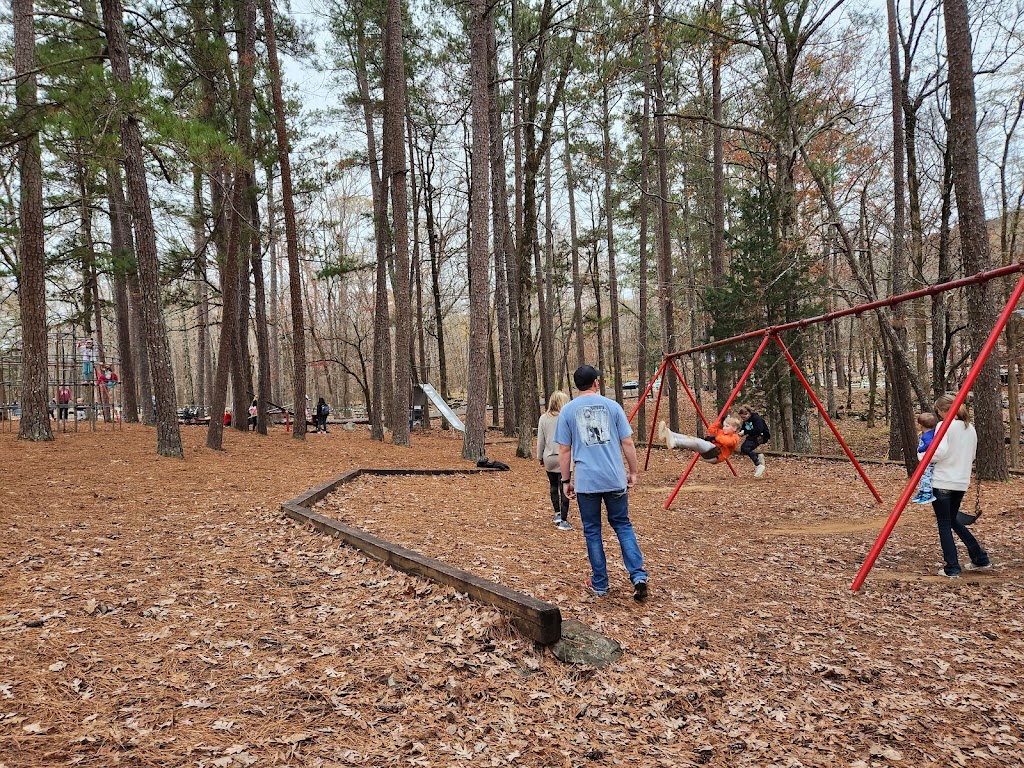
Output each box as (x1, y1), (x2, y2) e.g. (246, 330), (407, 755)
(911, 412), (938, 504)
(737, 404), (771, 478)
(78, 338), (95, 382)
(658, 415), (743, 464)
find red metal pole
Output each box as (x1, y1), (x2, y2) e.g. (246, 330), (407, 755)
(717, 332), (772, 419)
(642, 363), (668, 471)
(773, 335), (883, 503)
(851, 270), (1024, 591)
(669, 359), (738, 477)
(665, 453), (701, 509)
(629, 359), (666, 423)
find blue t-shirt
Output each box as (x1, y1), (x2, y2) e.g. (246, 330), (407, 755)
(554, 394), (632, 493)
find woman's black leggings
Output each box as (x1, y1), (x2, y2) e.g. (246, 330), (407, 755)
(546, 471), (570, 522)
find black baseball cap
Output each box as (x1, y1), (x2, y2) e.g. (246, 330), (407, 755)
(573, 365), (602, 390)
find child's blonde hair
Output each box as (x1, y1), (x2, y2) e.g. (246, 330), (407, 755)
(547, 390), (570, 414)
(723, 415), (742, 430)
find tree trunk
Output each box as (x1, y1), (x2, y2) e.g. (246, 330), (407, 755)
(382, 0), (412, 447)
(13, 0), (52, 442)
(602, 81), (623, 405)
(562, 103), (585, 369)
(462, 0), (492, 460)
(102, 0), (183, 458)
(487, 16), (517, 433)
(261, 0), (307, 439)
(107, 163), (139, 423)
(943, 0), (1007, 480)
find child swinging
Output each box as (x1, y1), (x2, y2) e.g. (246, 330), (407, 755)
(657, 415), (743, 464)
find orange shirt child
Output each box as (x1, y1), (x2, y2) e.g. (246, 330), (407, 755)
(706, 420), (742, 461)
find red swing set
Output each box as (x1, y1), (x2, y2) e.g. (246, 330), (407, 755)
(626, 261), (1024, 590)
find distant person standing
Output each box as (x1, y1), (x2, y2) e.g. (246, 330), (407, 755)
(248, 399), (258, 431)
(314, 397), (330, 433)
(537, 390), (571, 530)
(57, 384), (72, 424)
(78, 338), (96, 382)
(555, 365), (648, 601)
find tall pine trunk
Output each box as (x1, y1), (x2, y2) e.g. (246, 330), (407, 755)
(102, 0), (183, 458)
(262, 0), (307, 439)
(462, 0), (492, 460)
(943, 0), (1007, 480)
(13, 0), (52, 442)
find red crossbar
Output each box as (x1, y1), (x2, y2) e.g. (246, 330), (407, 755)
(667, 262), (1024, 360)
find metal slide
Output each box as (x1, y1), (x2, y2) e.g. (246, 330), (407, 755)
(419, 383), (465, 432)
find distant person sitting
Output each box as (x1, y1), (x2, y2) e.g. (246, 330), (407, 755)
(737, 404), (770, 478)
(313, 398), (330, 433)
(97, 366), (119, 402)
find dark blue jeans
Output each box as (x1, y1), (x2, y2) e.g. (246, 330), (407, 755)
(740, 437), (760, 466)
(576, 490), (647, 593)
(932, 488), (988, 576)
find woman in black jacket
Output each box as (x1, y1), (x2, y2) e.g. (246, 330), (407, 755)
(738, 404), (770, 477)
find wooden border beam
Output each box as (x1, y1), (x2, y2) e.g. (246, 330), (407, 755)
(281, 468), (562, 644)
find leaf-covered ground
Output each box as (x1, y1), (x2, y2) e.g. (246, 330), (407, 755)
(1, 422), (1022, 767)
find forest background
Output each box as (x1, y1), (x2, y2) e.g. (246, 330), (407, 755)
(2, 0), (1023, 478)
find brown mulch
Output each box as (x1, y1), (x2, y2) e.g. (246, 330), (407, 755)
(1, 421), (1023, 767)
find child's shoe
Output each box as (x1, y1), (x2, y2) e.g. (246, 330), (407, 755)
(911, 490), (936, 504)
(657, 421), (673, 449)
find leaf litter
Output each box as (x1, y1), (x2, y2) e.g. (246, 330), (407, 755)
(0, 423), (1022, 766)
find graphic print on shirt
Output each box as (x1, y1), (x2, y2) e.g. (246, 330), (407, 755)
(576, 405), (611, 447)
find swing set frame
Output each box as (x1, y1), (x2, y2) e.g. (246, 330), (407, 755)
(626, 262), (1024, 590)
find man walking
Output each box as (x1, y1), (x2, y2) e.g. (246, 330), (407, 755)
(555, 365), (648, 601)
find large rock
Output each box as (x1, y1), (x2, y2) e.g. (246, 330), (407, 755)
(550, 619), (623, 667)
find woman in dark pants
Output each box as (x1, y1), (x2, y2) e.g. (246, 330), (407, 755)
(928, 393), (990, 578)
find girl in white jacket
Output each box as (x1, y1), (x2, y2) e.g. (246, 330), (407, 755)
(927, 394), (990, 577)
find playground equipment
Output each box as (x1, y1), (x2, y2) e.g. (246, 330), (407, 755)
(0, 331), (125, 433)
(419, 383), (465, 432)
(629, 262), (1024, 589)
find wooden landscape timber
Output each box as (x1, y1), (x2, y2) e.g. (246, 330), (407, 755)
(281, 468), (562, 644)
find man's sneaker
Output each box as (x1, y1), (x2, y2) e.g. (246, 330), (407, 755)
(584, 577), (608, 597)
(633, 580), (649, 602)
(556, 520), (573, 531)
(937, 568), (960, 578)
(754, 459), (766, 478)
(656, 420), (673, 449)
(964, 561), (991, 571)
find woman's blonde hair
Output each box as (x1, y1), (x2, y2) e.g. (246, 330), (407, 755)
(934, 393), (971, 426)
(547, 390), (570, 414)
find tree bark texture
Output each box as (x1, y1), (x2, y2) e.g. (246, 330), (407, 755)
(13, 0), (52, 442)
(102, 0), (183, 457)
(262, 0), (307, 439)
(943, 0), (1008, 480)
(462, 0), (492, 460)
